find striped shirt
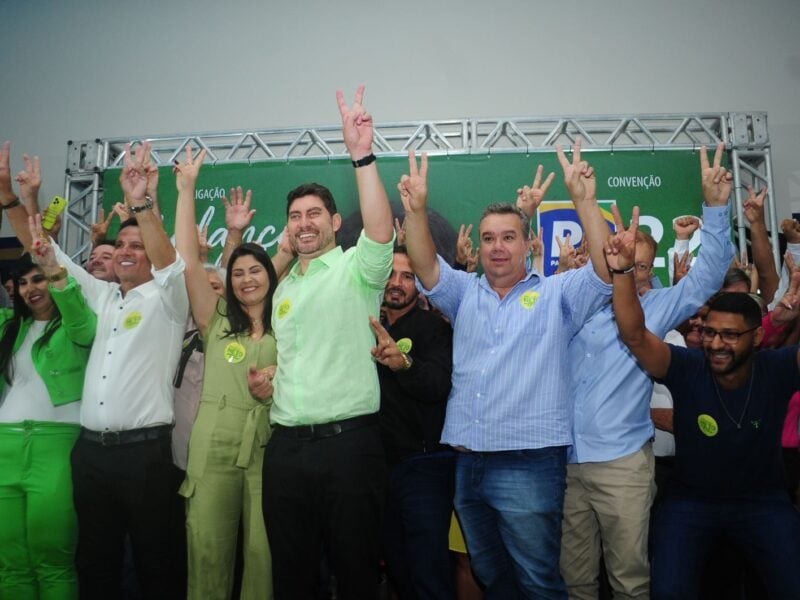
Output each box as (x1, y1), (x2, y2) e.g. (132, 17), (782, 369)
(425, 256), (611, 451)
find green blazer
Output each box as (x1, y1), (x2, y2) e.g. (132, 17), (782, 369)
(0, 276), (96, 406)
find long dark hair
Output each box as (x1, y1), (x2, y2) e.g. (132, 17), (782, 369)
(0, 254), (62, 385)
(220, 243), (278, 338)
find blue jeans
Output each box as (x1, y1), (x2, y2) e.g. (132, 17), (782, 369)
(651, 492), (800, 600)
(454, 447), (568, 600)
(383, 451), (456, 600)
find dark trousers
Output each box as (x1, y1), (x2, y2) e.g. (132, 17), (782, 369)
(71, 435), (186, 600)
(383, 452), (456, 600)
(262, 421), (385, 600)
(651, 492), (800, 600)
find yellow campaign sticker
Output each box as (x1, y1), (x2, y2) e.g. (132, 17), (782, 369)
(520, 291), (540, 309)
(277, 299), (292, 319)
(223, 341), (246, 364)
(396, 338), (413, 353)
(123, 311), (142, 330)
(697, 414), (718, 437)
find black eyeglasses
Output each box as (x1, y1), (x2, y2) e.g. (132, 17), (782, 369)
(701, 326), (758, 344)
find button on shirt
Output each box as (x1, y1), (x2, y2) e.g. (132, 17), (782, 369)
(54, 243), (189, 431)
(568, 204), (734, 464)
(425, 256), (612, 451)
(271, 231), (393, 426)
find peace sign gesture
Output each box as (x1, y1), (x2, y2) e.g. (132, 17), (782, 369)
(516, 165), (556, 218)
(174, 144), (207, 192)
(120, 142), (151, 203)
(369, 316), (409, 371)
(743, 184), (767, 225)
(337, 85), (374, 159)
(605, 205), (640, 272)
(699, 143), (732, 206)
(556, 137), (595, 205)
(398, 150), (429, 214)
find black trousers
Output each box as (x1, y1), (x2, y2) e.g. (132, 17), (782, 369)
(262, 421), (386, 600)
(71, 434), (186, 600)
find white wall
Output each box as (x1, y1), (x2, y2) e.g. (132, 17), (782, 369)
(2, 0), (799, 232)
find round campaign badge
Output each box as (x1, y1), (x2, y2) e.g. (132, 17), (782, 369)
(697, 414), (719, 437)
(223, 341), (247, 364)
(520, 291), (540, 309)
(396, 338), (413, 354)
(123, 311), (142, 330)
(277, 299), (292, 319)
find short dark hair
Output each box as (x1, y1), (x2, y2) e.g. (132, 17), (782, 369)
(118, 217), (139, 234)
(707, 292), (762, 328)
(723, 267), (752, 291)
(394, 245), (408, 255)
(286, 183), (337, 216)
(93, 238), (116, 249)
(479, 203), (531, 240)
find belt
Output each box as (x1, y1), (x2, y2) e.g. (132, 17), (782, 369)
(79, 425), (172, 446)
(272, 413), (376, 441)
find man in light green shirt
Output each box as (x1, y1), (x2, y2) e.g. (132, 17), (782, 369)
(262, 86), (395, 600)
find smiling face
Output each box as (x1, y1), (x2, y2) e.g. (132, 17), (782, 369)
(17, 267), (55, 320)
(207, 270), (225, 297)
(286, 195), (341, 260)
(87, 243), (117, 282)
(114, 226), (153, 291)
(702, 311), (761, 376)
(229, 254), (270, 307)
(479, 213), (529, 290)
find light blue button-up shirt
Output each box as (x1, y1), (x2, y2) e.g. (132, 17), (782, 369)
(425, 256), (611, 451)
(568, 204), (735, 463)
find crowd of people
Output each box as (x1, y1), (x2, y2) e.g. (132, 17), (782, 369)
(0, 86), (799, 600)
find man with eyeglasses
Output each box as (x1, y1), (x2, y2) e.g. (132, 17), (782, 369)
(560, 143), (735, 600)
(608, 209), (800, 599)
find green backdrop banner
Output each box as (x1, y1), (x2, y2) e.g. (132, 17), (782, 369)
(102, 150), (719, 284)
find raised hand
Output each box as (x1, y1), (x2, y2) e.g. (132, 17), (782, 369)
(516, 165), (556, 218)
(674, 215), (701, 240)
(605, 205), (640, 272)
(222, 186), (256, 232)
(699, 143), (732, 206)
(773, 269), (800, 323)
(337, 85), (374, 159)
(456, 224), (477, 267)
(743, 185), (767, 225)
(0, 141), (15, 203)
(173, 144), (207, 192)
(15, 154), (41, 205)
(782, 219), (800, 244)
(555, 233), (578, 273)
(394, 217), (406, 246)
(143, 149), (159, 198)
(369, 316), (408, 371)
(197, 225), (211, 263)
(673, 250), (692, 284)
(397, 150), (429, 214)
(28, 214), (58, 269)
(91, 207), (117, 245)
(531, 226), (545, 258)
(120, 142), (151, 203)
(556, 137), (595, 205)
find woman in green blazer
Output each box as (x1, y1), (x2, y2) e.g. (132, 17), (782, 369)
(0, 216), (96, 600)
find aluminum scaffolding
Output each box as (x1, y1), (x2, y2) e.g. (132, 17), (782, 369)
(63, 112), (776, 265)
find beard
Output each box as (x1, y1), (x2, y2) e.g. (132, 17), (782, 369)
(705, 347), (752, 376)
(383, 287), (418, 311)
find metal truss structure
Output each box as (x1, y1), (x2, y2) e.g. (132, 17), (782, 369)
(63, 111), (776, 265)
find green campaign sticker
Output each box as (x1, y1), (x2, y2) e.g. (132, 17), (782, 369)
(277, 299), (292, 319)
(396, 338), (413, 353)
(223, 341), (246, 364)
(697, 414), (718, 437)
(123, 311), (142, 330)
(520, 291), (540, 309)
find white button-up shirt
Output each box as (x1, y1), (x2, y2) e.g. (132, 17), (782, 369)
(55, 244), (189, 431)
